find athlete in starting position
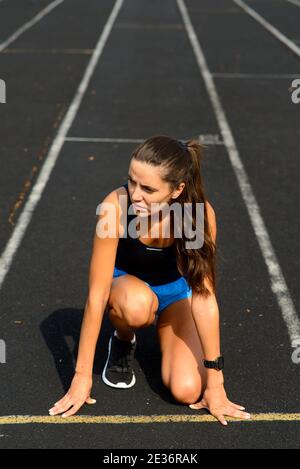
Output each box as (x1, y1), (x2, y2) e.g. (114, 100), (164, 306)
(49, 135), (251, 426)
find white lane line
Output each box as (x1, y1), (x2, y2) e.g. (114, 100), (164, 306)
(232, 0), (300, 59)
(187, 7), (241, 14)
(65, 137), (145, 144)
(178, 0), (300, 348)
(115, 23), (184, 29)
(285, 0), (300, 7)
(0, 0), (124, 289)
(64, 134), (225, 145)
(212, 73), (300, 79)
(1, 47), (94, 55)
(0, 0), (64, 53)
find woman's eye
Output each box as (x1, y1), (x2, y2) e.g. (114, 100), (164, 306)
(128, 180), (152, 193)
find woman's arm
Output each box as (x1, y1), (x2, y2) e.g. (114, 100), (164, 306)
(48, 189), (121, 417)
(189, 201), (251, 425)
(75, 187), (121, 377)
(192, 200), (223, 386)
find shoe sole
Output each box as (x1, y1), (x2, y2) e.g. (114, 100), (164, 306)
(102, 335), (136, 389)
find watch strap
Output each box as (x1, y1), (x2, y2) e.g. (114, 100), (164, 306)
(203, 355), (224, 370)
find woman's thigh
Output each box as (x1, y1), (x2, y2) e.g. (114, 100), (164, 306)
(107, 273), (159, 327)
(156, 296), (207, 405)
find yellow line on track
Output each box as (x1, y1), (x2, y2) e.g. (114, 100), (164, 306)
(0, 413), (300, 425)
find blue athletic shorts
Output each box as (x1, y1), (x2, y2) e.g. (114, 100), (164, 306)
(112, 266), (192, 315)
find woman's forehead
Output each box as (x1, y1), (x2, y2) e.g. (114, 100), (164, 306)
(129, 160), (165, 184)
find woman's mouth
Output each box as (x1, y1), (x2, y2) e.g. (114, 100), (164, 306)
(133, 203), (147, 211)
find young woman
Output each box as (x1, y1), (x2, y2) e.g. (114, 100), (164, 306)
(48, 135), (251, 426)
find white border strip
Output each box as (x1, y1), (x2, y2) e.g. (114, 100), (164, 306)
(0, 0), (124, 288)
(232, 0), (300, 59)
(0, 0), (64, 53)
(178, 0), (300, 347)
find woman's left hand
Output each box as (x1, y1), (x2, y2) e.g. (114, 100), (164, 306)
(189, 384), (251, 426)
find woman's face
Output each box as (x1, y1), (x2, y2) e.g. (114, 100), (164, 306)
(127, 159), (184, 218)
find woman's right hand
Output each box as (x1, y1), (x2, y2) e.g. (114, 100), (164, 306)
(48, 372), (96, 418)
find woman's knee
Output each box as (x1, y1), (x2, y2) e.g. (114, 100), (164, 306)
(111, 292), (155, 328)
(168, 376), (202, 405)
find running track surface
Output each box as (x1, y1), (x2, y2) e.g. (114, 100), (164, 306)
(0, 0), (300, 449)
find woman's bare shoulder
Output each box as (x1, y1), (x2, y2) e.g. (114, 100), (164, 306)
(111, 185), (128, 238)
(205, 200), (215, 218)
(95, 186), (127, 238)
(101, 185), (127, 205)
(205, 200), (217, 243)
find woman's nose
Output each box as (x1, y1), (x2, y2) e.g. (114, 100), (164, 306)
(131, 188), (143, 202)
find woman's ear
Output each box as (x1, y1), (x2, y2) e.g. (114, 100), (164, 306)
(171, 183), (185, 199)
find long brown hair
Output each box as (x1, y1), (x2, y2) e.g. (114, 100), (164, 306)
(131, 135), (217, 297)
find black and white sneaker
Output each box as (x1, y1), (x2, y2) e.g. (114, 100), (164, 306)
(102, 330), (137, 389)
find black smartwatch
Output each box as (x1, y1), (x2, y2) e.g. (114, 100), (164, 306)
(202, 355), (224, 371)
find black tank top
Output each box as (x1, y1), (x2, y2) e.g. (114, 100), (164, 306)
(114, 183), (182, 286)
